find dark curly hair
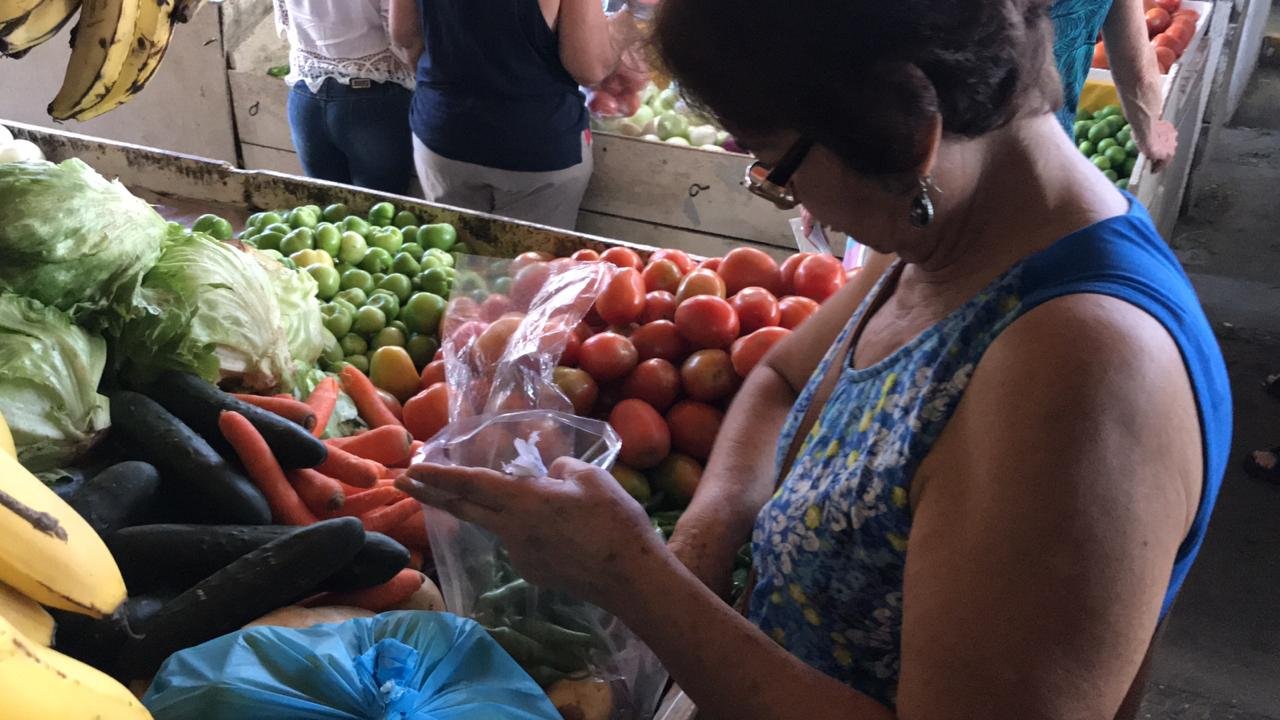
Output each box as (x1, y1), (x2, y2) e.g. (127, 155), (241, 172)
(652, 0), (1062, 176)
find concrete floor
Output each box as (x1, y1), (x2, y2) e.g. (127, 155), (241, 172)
(1137, 45), (1280, 720)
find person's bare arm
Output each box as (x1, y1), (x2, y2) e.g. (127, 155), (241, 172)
(554, 0), (642, 86)
(1103, 0), (1177, 171)
(387, 0), (422, 66)
(668, 250), (895, 595)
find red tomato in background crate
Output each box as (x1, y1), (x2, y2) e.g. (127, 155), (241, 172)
(601, 247), (644, 270)
(610, 399), (671, 469)
(650, 453), (703, 504)
(1153, 32), (1183, 54)
(474, 316), (523, 365)
(596, 268), (646, 325)
(570, 248), (601, 262)
(717, 247), (783, 296)
(1155, 45), (1177, 73)
(1145, 8), (1172, 36)
(419, 359), (446, 390)
(649, 248), (696, 274)
(1151, 0), (1180, 14)
(510, 262), (551, 309)
(479, 293), (512, 322)
(666, 400), (723, 462)
(642, 259), (684, 294)
(510, 251), (552, 274)
(553, 366), (599, 415)
(621, 358), (681, 412)
(641, 291), (678, 323)
(403, 382), (450, 442)
(675, 269), (727, 304)
(675, 295), (739, 350)
(695, 257), (722, 273)
(729, 287), (781, 334)
(631, 320), (689, 363)
(578, 332), (639, 382)
(730, 326), (791, 377)
(791, 254), (846, 302)
(779, 296), (820, 329)
(779, 252), (812, 295)
(680, 349), (738, 402)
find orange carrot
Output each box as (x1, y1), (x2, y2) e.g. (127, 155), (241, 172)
(219, 411), (315, 525)
(361, 497), (421, 534)
(340, 365), (403, 428)
(317, 445), (382, 488)
(326, 425), (413, 465)
(231, 394), (317, 430)
(387, 507), (429, 550)
(305, 376), (340, 438)
(303, 569), (424, 612)
(332, 487), (404, 517)
(289, 469), (345, 516)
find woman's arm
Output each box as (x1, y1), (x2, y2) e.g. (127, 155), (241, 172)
(1102, 0), (1177, 171)
(555, 0), (642, 86)
(387, 0), (422, 66)
(670, 250), (896, 595)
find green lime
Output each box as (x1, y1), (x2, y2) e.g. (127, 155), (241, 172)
(367, 290), (401, 321)
(407, 334), (440, 369)
(323, 203), (349, 223)
(279, 227), (315, 255)
(394, 210), (419, 228)
(1117, 178), (1129, 190)
(1091, 155), (1112, 171)
(288, 207), (319, 229)
(342, 216), (371, 236)
(360, 246), (393, 273)
(308, 265), (341, 300)
(1124, 139), (1139, 156)
(392, 252), (422, 277)
(377, 273), (414, 303)
(340, 268), (375, 295)
(1116, 126), (1132, 146)
(192, 214), (233, 240)
(1103, 169), (1119, 182)
(1104, 115), (1126, 135)
(340, 333), (369, 357)
(1078, 140), (1095, 156)
(1096, 104), (1123, 119)
(1074, 120), (1092, 142)
(1122, 156), (1137, 177)
(368, 201), (396, 227)
(1087, 122), (1112, 144)
(255, 231), (285, 252)
(353, 305), (387, 335)
(1104, 146), (1128, 167)
(369, 227), (404, 255)
(372, 326), (407, 350)
(1097, 138), (1118, 153)
(322, 302), (354, 337)
(401, 292), (446, 335)
(420, 223), (457, 251)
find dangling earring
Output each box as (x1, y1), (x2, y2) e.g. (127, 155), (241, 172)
(908, 175), (935, 228)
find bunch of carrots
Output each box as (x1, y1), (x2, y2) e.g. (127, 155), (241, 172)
(213, 366), (434, 611)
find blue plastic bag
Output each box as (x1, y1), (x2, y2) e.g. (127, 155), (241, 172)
(142, 611), (562, 719)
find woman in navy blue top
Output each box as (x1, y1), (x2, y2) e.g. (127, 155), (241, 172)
(400, 1), (1231, 718)
(390, 0), (640, 229)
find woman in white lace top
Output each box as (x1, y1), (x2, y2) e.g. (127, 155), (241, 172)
(274, 0), (415, 193)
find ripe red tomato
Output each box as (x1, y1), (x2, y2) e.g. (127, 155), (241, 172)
(448, 319), (487, 352)
(621, 358), (680, 411)
(792, 254), (846, 302)
(600, 246), (644, 270)
(1155, 45), (1176, 73)
(1153, 32), (1183, 54)
(675, 295), (740, 350)
(641, 290), (677, 323)
(666, 400), (723, 461)
(479, 293), (512, 322)
(631, 320), (689, 363)
(730, 326), (791, 377)
(675, 268), (727, 304)
(649, 248), (695, 274)
(1145, 7), (1172, 36)
(779, 252), (812, 295)
(641, 259), (684, 294)
(553, 366), (599, 415)
(1165, 21), (1193, 49)
(1153, 0), (1179, 13)
(609, 399), (671, 469)
(560, 328), (581, 366)
(596, 267), (646, 325)
(510, 262), (551, 309)
(1092, 42), (1108, 69)
(578, 332), (639, 382)
(475, 316), (523, 365)
(419, 359), (446, 390)
(651, 453), (702, 503)
(510, 251), (552, 275)
(570, 248), (601, 262)
(717, 247), (783, 295)
(779, 295), (821, 329)
(680, 349), (737, 402)
(403, 382), (450, 442)
(695, 257), (722, 273)
(729, 287), (781, 334)
(1173, 8), (1199, 22)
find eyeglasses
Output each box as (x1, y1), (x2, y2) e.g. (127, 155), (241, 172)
(743, 137), (814, 210)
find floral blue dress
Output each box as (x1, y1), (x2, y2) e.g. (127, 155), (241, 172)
(748, 197), (1231, 707)
(1051, 0), (1115, 132)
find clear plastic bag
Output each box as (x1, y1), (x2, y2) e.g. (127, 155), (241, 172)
(416, 257), (668, 718)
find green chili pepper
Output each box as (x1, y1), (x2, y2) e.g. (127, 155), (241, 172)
(515, 617), (599, 649)
(487, 626), (544, 667)
(476, 578), (535, 616)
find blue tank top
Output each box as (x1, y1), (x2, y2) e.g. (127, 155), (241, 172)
(749, 196), (1231, 706)
(410, 0), (588, 172)
(1051, 0), (1114, 133)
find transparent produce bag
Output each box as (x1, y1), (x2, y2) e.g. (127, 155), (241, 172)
(415, 257), (668, 718)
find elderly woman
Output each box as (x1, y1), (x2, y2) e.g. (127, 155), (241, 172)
(399, 0), (1230, 716)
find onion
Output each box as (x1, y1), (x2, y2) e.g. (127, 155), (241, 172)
(0, 139), (44, 164)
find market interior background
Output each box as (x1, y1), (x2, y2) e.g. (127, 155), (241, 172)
(1, 0), (1278, 716)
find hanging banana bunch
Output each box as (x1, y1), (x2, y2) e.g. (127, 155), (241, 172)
(0, 0), (209, 121)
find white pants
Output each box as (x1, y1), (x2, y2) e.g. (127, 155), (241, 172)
(412, 133), (593, 231)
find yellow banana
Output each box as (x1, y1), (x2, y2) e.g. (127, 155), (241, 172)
(0, 448), (126, 617)
(0, 0), (43, 24)
(48, 0), (140, 119)
(0, 580), (54, 646)
(0, 0), (80, 58)
(72, 0), (173, 120)
(0, 409), (14, 458)
(0, 612), (151, 719)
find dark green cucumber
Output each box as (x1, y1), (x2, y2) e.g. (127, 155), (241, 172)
(119, 517), (366, 679)
(148, 371), (327, 469)
(109, 392), (271, 525)
(65, 461), (161, 537)
(110, 523), (409, 595)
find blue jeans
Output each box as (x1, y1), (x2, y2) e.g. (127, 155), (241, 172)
(287, 78), (413, 194)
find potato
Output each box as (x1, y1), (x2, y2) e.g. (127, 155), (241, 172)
(394, 576), (447, 612)
(546, 677), (614, 720)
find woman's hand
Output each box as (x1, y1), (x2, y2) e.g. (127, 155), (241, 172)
(398, 457), (666, 610)
(1133, 118), (1177, 173)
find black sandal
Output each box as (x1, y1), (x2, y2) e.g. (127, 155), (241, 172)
(1243, 447), (1280, 482)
